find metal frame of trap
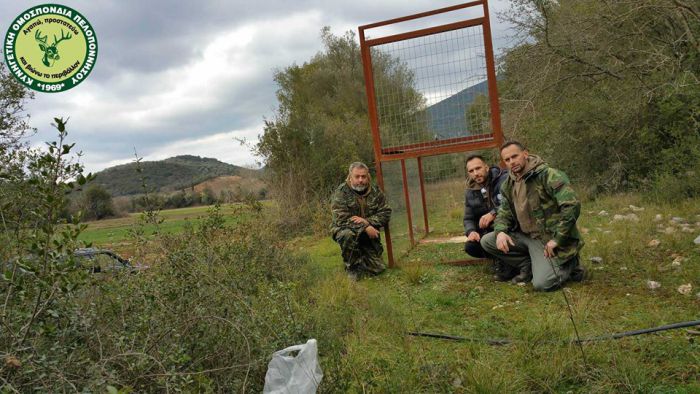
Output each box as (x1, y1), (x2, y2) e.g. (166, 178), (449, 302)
(359, 0), (504, 267)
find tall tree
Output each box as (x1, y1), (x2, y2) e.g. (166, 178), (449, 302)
(0, 62), (35, 150)
(499, 0), (700, 192)
(255, 28), (424, 228)
(82, 184), (115, 220)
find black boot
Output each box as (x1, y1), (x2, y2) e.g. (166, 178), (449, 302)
(569, 258), (588, 282)
(492, 259), (517, 282)
(511, 264), (532, 284)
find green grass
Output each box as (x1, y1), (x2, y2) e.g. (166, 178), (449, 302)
(77, 193), (700, 391)
(78, 204), (254, 246)
(295, 193), (700, 392)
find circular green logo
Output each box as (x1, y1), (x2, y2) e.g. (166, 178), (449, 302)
(3, 4), (98, 93)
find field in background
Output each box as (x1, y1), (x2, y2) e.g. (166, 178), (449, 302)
(79, 203), (255, 248)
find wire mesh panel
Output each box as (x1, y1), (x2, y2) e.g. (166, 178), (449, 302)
(360, 1), (504, 266)
(421, 153), (470, 237)
(380, 160), (412, 259)
(372, 27), (493, 155)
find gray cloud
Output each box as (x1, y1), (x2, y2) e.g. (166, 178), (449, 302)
(1, 0), (517, 172)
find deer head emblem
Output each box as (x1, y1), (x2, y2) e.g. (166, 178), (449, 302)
(35, 29), (72, 67)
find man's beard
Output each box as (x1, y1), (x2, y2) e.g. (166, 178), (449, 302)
(351, 183), (368, 192)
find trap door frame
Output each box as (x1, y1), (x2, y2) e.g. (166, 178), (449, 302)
(359, 0), (504, 267)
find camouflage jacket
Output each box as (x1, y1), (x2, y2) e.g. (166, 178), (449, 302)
(494, 158), (584, 264)
(330, 182), (391, 239)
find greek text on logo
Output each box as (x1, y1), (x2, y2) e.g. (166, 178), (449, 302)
(4, 4), (98, 93)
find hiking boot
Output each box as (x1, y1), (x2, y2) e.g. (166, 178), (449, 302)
(511, 265), (532, 284)
(492, 260), (517, 282)
(570, 265), (588, 282)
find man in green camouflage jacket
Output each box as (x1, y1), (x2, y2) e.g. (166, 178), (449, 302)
(481, 141), (586, 291)
(331, 162), (392, 279)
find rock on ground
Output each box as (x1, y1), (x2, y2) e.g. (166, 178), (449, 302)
(613, 213), (639, 222)
(677, 283), (692, 295)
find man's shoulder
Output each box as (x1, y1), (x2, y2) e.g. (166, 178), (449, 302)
(332, 183), (351, 200)
(335, 182), (349, 192)
(367, 184), (386, 198)
(489, 166), (508, 184)
(541, 166), (571, 188)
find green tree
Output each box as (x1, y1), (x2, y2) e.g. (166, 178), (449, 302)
(0, 62), (35, 150)
(82, 183), (115, 220)
(201, 186), (216, 205)
(1, 119), (93, 391)
(255, 28), (424, 229)
(498, 0), (700, 194)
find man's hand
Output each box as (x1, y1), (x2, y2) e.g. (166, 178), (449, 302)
(544, 240), (558, 258)
(496, 232), (515, 253)
(365, 225), (380, 239)
(478, 212), (495, 229)
(351, 216), (369, 226)
(466, 231), (481, 242)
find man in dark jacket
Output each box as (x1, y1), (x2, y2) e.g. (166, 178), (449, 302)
(463, 154), (508, 261)
(481, 141), (586, 290)
(331, 162), (392, 280)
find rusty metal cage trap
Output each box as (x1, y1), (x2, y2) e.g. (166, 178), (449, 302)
(359, 1), (504, 266)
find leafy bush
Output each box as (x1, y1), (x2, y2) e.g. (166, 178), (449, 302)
(1, 119), (94, 391)
(82, 184), (116, 220)
(499, 0), (700, 193)
(1, 119), (308, 391)
(3, 199), (311, 391)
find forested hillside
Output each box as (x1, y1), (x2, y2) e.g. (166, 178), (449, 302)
(92, 155), (262, 196)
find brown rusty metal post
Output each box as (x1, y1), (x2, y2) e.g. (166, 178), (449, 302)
(380, 164), (394, 267)
(400, 159), (415, 247)
(359, 26), (395, 267)
(482, 0), (504, 149)
(417, 157), (429, 237)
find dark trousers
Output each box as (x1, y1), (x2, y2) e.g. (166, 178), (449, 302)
(464, 239), (488, 258)
(464, 229), (493, 258)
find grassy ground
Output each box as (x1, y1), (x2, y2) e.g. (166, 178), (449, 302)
(78, 203), (254, 247)
(77, 194), (699, 391)
(295, 193), (700, 392)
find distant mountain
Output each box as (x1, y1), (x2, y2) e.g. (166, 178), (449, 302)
(425, 79), (490, 139)
(92, 155), (262, 196)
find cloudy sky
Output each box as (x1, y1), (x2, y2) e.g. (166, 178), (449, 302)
(1, 1), (517, 173)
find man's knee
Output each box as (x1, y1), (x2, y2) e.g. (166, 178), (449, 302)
(464, 241), (485, 258)
(532, 276), (560, 291)
(480, 232), (498, 254)
(533, 259), (577, 291)
(334, 229), (355, 244)
(531, 267), (567, 291)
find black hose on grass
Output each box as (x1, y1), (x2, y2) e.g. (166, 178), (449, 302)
(407, 319), (700, 345)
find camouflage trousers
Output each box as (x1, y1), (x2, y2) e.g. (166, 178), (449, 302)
(333, 228), (386, 276)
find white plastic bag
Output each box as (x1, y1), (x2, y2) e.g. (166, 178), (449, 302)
(263, 339), (323, 394)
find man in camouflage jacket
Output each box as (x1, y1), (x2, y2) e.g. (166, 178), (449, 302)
(481, 141), (585, 290)
(331, 162), (392, 279)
